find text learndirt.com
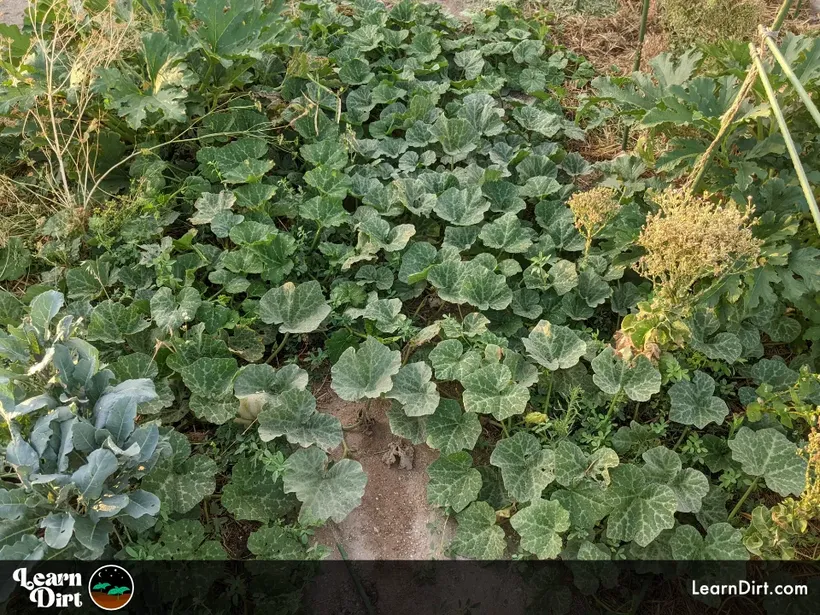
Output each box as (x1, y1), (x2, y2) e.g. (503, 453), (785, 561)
(691, 580), (809, 597)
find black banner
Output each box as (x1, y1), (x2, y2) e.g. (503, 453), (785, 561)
(2, 560), (818, 614)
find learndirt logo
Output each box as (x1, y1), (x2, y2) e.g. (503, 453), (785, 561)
(88, 565), (134, 611)
(12, 568), (83, 608)
(12, 564), (134, 610)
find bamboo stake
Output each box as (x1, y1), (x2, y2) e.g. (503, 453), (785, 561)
(761, 27), (820, 129)
(686, 0), (795, 192)
(621, 0), (651, 150)
(750, 44), (820, 235)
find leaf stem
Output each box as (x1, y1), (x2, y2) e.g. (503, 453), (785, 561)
(543, 377), (553, 414)
(309, 225), (323, 252)
(728, 476), (760, 521)
(266, 332), (291, 364)
(602, 390), (622, 425)
(672, 426), (690, 452)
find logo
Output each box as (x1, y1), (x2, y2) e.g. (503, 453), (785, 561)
(88, 565), (134, 611)
(12, 568), (83, 608)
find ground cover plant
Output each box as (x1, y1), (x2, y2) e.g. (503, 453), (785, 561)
(0, 0), (819, 607)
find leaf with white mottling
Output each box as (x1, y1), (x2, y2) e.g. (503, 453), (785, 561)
(522, 320), (586, 371)
(331, 337), (401, 401)
(462, 364), (529, 420)
(283, 446), (367, 524)
(510, 499), (569, 559)
(728, 427), (806, 496)
(258, 281), (331, 333)
(490, 432), (555, 502)
(668, 371), (729, 428)
(427, 452), (482, 512)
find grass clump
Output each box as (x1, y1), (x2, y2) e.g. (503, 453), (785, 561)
(660, 0), (766, 46)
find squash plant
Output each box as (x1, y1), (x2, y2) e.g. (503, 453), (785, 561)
(0, 0), (818, 579)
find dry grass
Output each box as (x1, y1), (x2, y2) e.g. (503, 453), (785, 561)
(549, 0), (668, 75)
(3, 1), (142, 214)
(545, 0), (815, 77)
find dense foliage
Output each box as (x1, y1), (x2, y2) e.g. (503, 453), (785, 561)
(1, 0), (819, 586)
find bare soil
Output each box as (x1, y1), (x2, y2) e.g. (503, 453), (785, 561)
(0, 0), (26, 26)
(312, 384), (454, 561)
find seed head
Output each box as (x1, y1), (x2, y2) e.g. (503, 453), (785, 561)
(567, 186), (620, 250)
(635, 189), (760, 303)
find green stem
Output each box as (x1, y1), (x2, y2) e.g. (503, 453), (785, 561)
(543, 377), (553, 414)
(771, 0), (796, 30)
(266, 332), (291, 364)
(412, 295), (427, 319)
(309, 225), (323, 252)
(750, 44), (820, 236)
(761, 31), (820, 129)
(621, 0), (651, 150)
(728, 476), (760, 521)
(672, 426), (690, 451)
(603, 391), (622, 424)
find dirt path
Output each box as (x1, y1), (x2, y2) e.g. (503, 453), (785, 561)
(313, 387), (454, 561)
(0, 0), (26, 26)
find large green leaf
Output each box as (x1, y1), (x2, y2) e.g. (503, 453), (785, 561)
(141, 432), (217, 515)
(522, 321), (586, 371)
(554, 441), (619, 487)
(386, 362), (439, 417)
(432, 116), (479, 162)
(591, 346), (661, 402)
(150, 287), (202, 332)
(434, 186), (489, 226)
(247, 525), (314, 560)
(728, 427), (807, 496)
(641, 446), (709, 513)
(282, 446), (367, 524)
(490, 432), (555, 502)
(669, 523), (748, 560)
(480, 213), (535, 253)
(330, 336), (401, 401)
(551, 480), (614, 529)
(606, 465), (677, 547)
(87, 300), (150, 344)
(258, 389), (342, 451)
(222, 458), (296, 523)
(450, 501), (506, 559)
(425, 399), (481, 455)
(426, 452), (482, 513)
(258, 281), (330, 333)
(0, 237), (31, 282)
(429, 339), (482, 382)
(234, 363), (308, 397)
(462, 364), (529, 420)
(510, 499), (569, 559)
(668, 371), (729, 428)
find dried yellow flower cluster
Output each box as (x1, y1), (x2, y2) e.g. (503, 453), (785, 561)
(798, 416), (820, 520)
(635, 189), (761, 304)
(567, 186), (620, 252)
(772, 416), (820, 536)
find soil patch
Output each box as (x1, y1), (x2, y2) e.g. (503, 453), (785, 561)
(0, 0), (26, 26)
(312, 386), (453, 560)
